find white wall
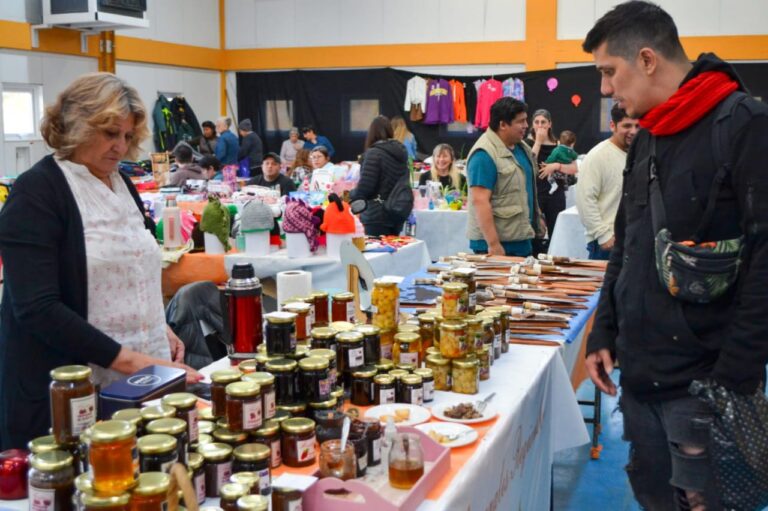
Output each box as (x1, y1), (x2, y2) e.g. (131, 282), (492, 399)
(116, 0), (220, 49)
(0, 0), (41, 24)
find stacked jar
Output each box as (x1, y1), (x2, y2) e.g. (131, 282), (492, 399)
(478, 310), (502, 359)
(309, 291), (330, 328)
(355, 324), (382, 365)
(487, 305), (512, 353)
(241, 372), (277, 421)
(450, 267), (477, 314)
(264, 359), (298, 407)
(336, 330), (365, 389)
(371, 279), (399, 331)
(417, 313), (436, 360)
(331, 292), (356, 323)
(264, 312), (297, 356)
(441, 282), (469, 320)
(392, 332), (422, 368)
(282, 302), (311, 343)
(211, 369), (242, 420)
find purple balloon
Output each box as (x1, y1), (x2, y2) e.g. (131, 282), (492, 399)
(546, 77), (559, 92)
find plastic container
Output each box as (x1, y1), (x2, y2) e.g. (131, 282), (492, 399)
(285, 233), (310, 258)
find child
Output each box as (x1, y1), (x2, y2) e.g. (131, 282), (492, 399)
(543, 130), (578, 193)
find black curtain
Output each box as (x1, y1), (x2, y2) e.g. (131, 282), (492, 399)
(237, 63), (768, 162)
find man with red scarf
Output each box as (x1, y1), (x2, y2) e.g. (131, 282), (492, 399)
(582, 2), (768, 510)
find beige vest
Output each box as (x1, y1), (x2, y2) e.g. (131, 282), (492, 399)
(466, 129), (538, 242)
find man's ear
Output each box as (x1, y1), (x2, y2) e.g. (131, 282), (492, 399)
(638, 47), (658, 76)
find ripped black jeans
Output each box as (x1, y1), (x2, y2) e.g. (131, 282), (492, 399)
(620, 390), (722, 510)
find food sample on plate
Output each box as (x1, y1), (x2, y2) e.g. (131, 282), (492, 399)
(444, 403), (482, 419)
(427, 430), (452, 444)
(379, 408), (411, 423)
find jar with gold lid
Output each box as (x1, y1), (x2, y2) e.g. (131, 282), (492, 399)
(232, 444), (270, 495)
(336, 330), (365, 387)
(137, 434), (178, 474)
(264, 358), (297, 406)
(241, 372), (276, 420)
(282, 302), (311, 342)
(399, 375), (424, 405)
(28, 450), (75, 511)
(487, 305), (511, 353)
(309, 291), (330, 327)
(371, 279), (399, 330)
(129, 472), (169, 511)
(373, 374), (396, 405)
(275, 402), (307, 419)
(451, 357), (480, 394)
(212, 427), (248, 448)
(425, 354), (452, 391)
(392, 332), (421, 367)
(439, 320), (469, 359)
(81, 491), (130, 511)
(451, 267), (477, 314)
(264, 312), (297, 356)
(28, 434), (60, 455)
(211, 369), (242, 419)
(309, 327), (337, 352)
(417, 313), (436, 355)
(161, 393), (199, 444)
(350, 366), (377, 406)
(413, 368), (434, 402)
(479, 345), (491, 381)
(50, 365), (96, 445)
(307, 348), (337, 388)
(146, 418), (188, 466)
(441, 282), (469, 319)
(187, 453), (206, 505)
(197, 443), (233, 498)
(280, 418), (316, 468)
(237, 494), (269, 511)
(329, 321), (355, 334)
(478, 311), (502, 359)
(374, 359), (394, 375)
(230, 472), (260, 495)
(111, 409), (144, 437)
(140, 405), (176, 425)
(226, 382), (262, 433)
(331, 292), (355, 323)
(219, 482), (249, 511)
(397, 323), (420, 334)
(238, 359), (257, 375)
(355, 324), (382, 365)
(298, 356), (331, 402)
(388, 369), (409, 400)
(89, 420), (138, 495)
(465, 316), (484, 353)
(250, 420), (281, 469)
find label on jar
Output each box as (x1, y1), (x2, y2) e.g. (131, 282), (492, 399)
(399, 351), (419, 366)
(423, 380), (435, 402)
(296, 436), (316, 463)
(410, 387), (423, 406)
(372, 437), (382, 463)
(305, 318), (312, 338)
(329, 368), (338, 387)
(69, 392), (96, 436)
(216, 461), (232, 493)
(346, 301), (356, 322)
(258, 467), (271, 492)
(457, 296), (468, 314)
(469, 293), (477, 308)
(480, 366), (490, 379)
(457, 334), (468, 353)
(380, 344), (392, 360)
(308, 304), (316, 325)
(29, 486), (55, 511)
(243, 400), (263, 430)
(348, 347), (364, 368)
(319, 378), (331, 398)
(160, 452), (178, 473)
(379, 387), (395, 404)
(358, 452), (368, 472)
(271, 438), (282, 467)
(494, 334), (501, 349)
(264, 390), (276, 419)
(188, 408), (199, 442)
(194, 473), (206, 504)
(289, 331), (297, 352)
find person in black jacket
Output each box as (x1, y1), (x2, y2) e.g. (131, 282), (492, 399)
(0, 73), (201, 449)
(238, 118), (263, 172)
(582, 2), (768, 509)
(350, 116), (410, 236)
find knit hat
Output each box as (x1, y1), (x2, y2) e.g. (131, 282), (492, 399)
(238, 119), (252, 131)
(240, 200), (275, 233)
(200, 197), (231, 250)
(282, 198), (320, 252)
(320, 194), (355, 234)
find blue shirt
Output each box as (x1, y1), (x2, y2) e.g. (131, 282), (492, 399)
(403, 134), (417, 160)
(215, 130), (239, 165)
(303, 135), (335, 158)
(467, 145), (535, 256)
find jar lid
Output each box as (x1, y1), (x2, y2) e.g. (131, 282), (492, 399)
(452, 267), (477, 277)
(281, 417), (315, 434)
(198, 421), (215, 435)
(298, 356), (329, 371)
(75, 473), (93, 492)
(133, 472), (170, 496)
(310, 290), (329, 299)
(226, 381), (261, 398)
(310, 327), (336, 340)
(265, 358), (297, 373)
(425, 347), (440, 357)
(413, 368), (434, 379)
(336, 330), (364, 343)
(397, 324), (420, 334)
(242, 372), (275, 386)
(30, 450), (72, 471)
(417, 313), (436, 323)
(426, 354), (450, 366)
(373, 374), (395, 385)
(351, 365), (377, 378)
(238, 360), (257, 374)
(257, 344), (267, 355)
(146, 418), (186, 436)
(464, 315), (483, 325)
(282, 295), (309, 305)
(220, 482), (249, 500)
(254, 353), (270, 365)
(394, 332), (419, 344)
(277, 402), (307, 414)
(137, 434), (177, 455)
(401, 374), (423, 385)
(237, 495), (269, 511)
(442, 282), (468, 293)
(308, 397), (337, 409)
(355, 324), (381, 336)
(388, 369), (409, 379)
(373, 278), (398, 287)
(253, 419), (280, 437)
(211, 368), (242, 384)
(283, 302), (310, 313)
(329, 321), (356, 333)
(49, 364), (92, 381)
(265, 311), (297, 324)
(112, 408), (143, 428)
(452, 357), (480, 369)
(474, 305), (485, 313)
(332, 291), (354, 301)
(479, 309), (501, 319)
(213, 427), (248, 444)
(487, 305), (512, 315)
(162, 392), (197, 409)
(481, 318), (494, 327)
(28, 435), (58, 454)
(81, 492), (131, 508)
(330, 387), (344, 400)
(187, 452), (204, 471)
(375, 359), (394, 372)
(433, 314), (445, 323)
(307, 348), (336, 361)
(91, 420), (136, 443)
(233, 443), (270, 462)
(141, 404), (178, 422)
(272, 410), (292, 424)
(441, 319), (468, 331)
(197, 433), (214, 446)
(197, 442), (233, 461)
(395, 363), (416, 372)
(230, 472), (260, 490)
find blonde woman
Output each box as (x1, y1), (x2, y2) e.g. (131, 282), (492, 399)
(0, 73), (201, 449)
(419, 143), (466, 191)
(391, 116), (417, 160)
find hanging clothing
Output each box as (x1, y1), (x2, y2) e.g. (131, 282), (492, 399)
(474, 79), (503, 130)
(449, 80), (467, 123)
(404, 76), (429, 122)
(424, 79), (454, 125)
(465, 79), (482, 125)
(152, 96), (177, 152)
(170, 97), (202, 145)
(502, 78), (525, 101)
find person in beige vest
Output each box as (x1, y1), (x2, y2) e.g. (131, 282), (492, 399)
(466, 97), (545, 256)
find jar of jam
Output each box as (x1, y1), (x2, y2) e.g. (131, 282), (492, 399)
(213, 427), (249, 448)
(379, 328), (395, 361)
(308, 397), (338, 419)
(264, 312), (297, 356)
(313, 409), (344, 446)
(211, 369), (242, 419)
(137, 434), (178, 473)
(161, 393), (199, 444)
(374, 358), (394, 374)
(348, 435), (368, 477)
(479, 345), (491, 380)
(425, 354), (452, 391)
(50, 365), (96, 445)
(241, 372), (276, 420)
(330, 387), (345, 411)
(111, 409), (144, 438)
(130, 472), (169, 511)
(140, 405), (176, 425)
(413, 368), (434, 402)
(350, 366), (377, 406)
(331, 292), (355, 323)
(238, 360), (257, 375)
(81, 491), (130, 511)
(89, 421), (138, 495)
(187, 453), (206, 505)
(336, 330), (365, 388)
(451, 267), (477, 314)
(282, 302), (311, 342)
(298, 357), (331, 402)
(441, 282), (468, 319)
(451, 357), (480, 394)
(276, 402), (307, 418)
(439, 320), (468, 359)
(417, 313), (436, 354)
(226, 382), (263, 433)
(488, 305), (511, 353)
(465, 316), (484, 353)
(392, 332), (421, 367)
(307, 348), (338, 388)
(373, 374), (396, 405)
(355, 324), (381, 365)
(371, 279), (399, 330)
(230, 472), (260, 495)
(352, 418), (383, 467)
(199, 420), (215, 437)
(280, 418), (316, 468)
(400, 375), (424, 405)
(388, 369), (408, 401)
(318, 439), (356, 480)
(232, 444), (270, 495)
(264, 358), (297, 406)
(146, 418), (188, 466)
(197, 443), (233, 498)
(251, 421), (281, 469)
(28, 450), (75, 511)
(237, 494), (269, 511)
(271, 487), (302, 511)
(309, 291), (330, 327)
(309, 327), (337, 352)
(219, 482), (249, 511)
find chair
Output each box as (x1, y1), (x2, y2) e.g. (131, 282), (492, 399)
(339, 240), (376, 322)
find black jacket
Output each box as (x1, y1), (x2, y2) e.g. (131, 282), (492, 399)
(0, 155), (150, 448)
(350, 139), (409, 227)
(238, 132), (264, 167)
(165, 282), (224, 370)
(586, 54), (768, 400)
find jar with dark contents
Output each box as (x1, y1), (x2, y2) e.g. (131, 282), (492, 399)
(264, 312), (297, 356)
(271, 487), (302, 511)
(111, 409), (144, 438)
(264, 358), (297, 406)
(298, 356), (331, 402)
(309, 327), (338, 352)
(230, 472), (260, 495)
(355, 324), (381, 365)
(336, 330), (365, 388)
(130, 472), (170, 511)
(308, 397), (338, 421)
(479, 345), (491, 380)
(280, 418), (316, 468)
(250, 420), (281, 469)
(330, 387), (345, 411)
(28, 450), (75, 511)
(480, 318), (496, 359)
(307, 348), (338, 388)
(80, 491), (130, 511)
(331, 291), (355, 323)
(282, 302), (311, 342)
(479, 312), (502, 359)
(489, 305), (511, 353)
(219, 482), (249, 511)
(451, 267), (477, 314)
(413, 368), (435, 403)
(351, 418), (383, 468)
(161, 392), (199, 444)
(400, 374), (424, 405)
(137, 434), (178, 474)
(388, 369), (409, 402)
(373, 374), (396, 405)
(226, 382), (263, 433)
(146, 418), (188, 466)
(374, 358), (394, 375)
(232, 444), (271, 495)
(88, 421), (138, 495)
(241, 372), (276, 420)
(237, 494), (269, 511)
(140, 405), (176, 426)
(417, 313), (436, 355)
(310, 291), (330, 327)
(213, 427), (249, 448)
(348, 435), (368, 477)
(276, 402), (307, 419)
(187, 453), (206, 505)
(313, 409), (344, 445)
(392, 332), (421, 367)
(197, 442), (233, 498)
(49, 365), (96, 445)
(350, 366), (377, 406)
(425, 354), (452, 391)
(211, 369), (242, 419)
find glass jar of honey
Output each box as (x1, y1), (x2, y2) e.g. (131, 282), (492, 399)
(336, 330), (365, 388)
(318, 439), (356, 481)
(439, 320), (468, 359)
(488, 305), (511, 353)
(417, 313), (436, 354)
(81, 491), (130, 511)
(140, 405), (176, 425)
(137, 434), (178, 474)
(298, 357), (331, 403)
(241, 372), (276, 421)
(197, 443), (233, 498)
(392, 332), (421, 367)
(371, 279), (399, 330)
(264, 312), (297, 356)
(50, 365), (96, 445)
(379, 328), (395, 361)
(309, 327), (337, 352)
(465, 316), (484, 353)
(441, 282), (469, 319)
(309, 291), (330, 327)
(226, 382), (263, 433)
(264, 359), (297, 406)
(219, 482), (249, 511)
(373, 374), (396, 405)
(451, 357), (480, 395)
(282, 302), (311, 342)
(230, 472), (260, 495)
(213, 427), (249, 448)
(89, 421), (138, 495)
(413, 368), (434, 403)
(111, 409), (144, 438)
(161, 393), (199, 444)
(399, 375), (423, 405)
(425, 354), (452, 391)
(331, 292), (355, 323)
(350, 366), (377, 406)
(451, 267), (477, 314)
(307, 348), (337, 388)
(211, 369), (242, 419)
(280, 418), (316, 468)
(187, 453), (206, 505)
(250, 421), (281, 469)
(479, 312), (502, 359)
(145, 418), (188, 466)
(237, 494), (269, 511)
(28, 450), (75, 511)
(232, 444), (270, 495)
(355, 324), (382, 365)
(129, 472), (169, 511)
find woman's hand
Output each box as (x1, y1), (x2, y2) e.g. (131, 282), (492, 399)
(167, 325), (185, 363)
(534, 126), (549, 144)
(538, 162), (559, 179)
(110, 347), (203, 385)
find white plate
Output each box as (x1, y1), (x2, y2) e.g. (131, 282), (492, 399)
(431, 402), (498, 424)
(415, 422), (478, 448)
(364, 403), (432, 426)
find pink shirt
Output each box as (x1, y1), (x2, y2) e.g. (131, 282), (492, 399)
(474, 79), (504, 129)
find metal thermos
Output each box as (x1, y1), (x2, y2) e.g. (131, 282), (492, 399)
(221, 263), (263, 360)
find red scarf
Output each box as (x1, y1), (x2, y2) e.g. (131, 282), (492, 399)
(639, 71), (738, 136)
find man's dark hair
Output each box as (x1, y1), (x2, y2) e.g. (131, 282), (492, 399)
(610, 104), (630, 124)
(301, 125), (315, 134)
(173, 143), (193, 164)
(202, 120), (215, 131)
(582, 1), (687, 62)
(198, 155), (221, 171)
(364, 116), (394, 150)
(489, 97), (527, 132)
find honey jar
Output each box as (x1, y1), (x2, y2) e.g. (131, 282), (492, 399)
(392, 332), (421, 367)
(28, 450), (75, 511)
(309, 327), (337, 352)
(439, 320), (469, 359)
(355, 324), (382, 365)
(145, 418), (188, 466)
(331, 292), (355, 323)
(50, 365), (96, 445)
(250, 420), (281, 469)
(137, 434), (178, 473)
(187, 453), (206, 505)
(441, 282), (469, 319)
(371, 279), (399, 330)
(264, 358), (298, 406)
(226, 382), (263, 433)
(232, 444), (271, 495)
(161, 393), (199, 444)
(89, 421), (138, 495)
(264, 312), (297, 356)
(211, 369), (242, 419)
(282, 302), (311, 342)
(197, 443), (233, 498)
(129, 472), (169, 511)
(280, 418), (316, 468)
(425, 354), (452, 391)
(451, 357), (480, 395)
(219, 483), (249, 511)
(309, 291), (330, 327)
(413, 368), (434, 403)
(241, 372), (276, 420)
(81, 491), (130, 511)
(307, 348), (338, 388)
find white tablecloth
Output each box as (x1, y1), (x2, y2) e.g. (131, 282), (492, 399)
(548, 205), (588, 259)
(412, 209), (469, 260)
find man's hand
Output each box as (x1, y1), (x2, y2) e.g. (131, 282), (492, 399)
(585, 349), (617, 396)
(167, 325), (185, 364)
(600, 236), (615, 251)
(488, 242), (505, 256)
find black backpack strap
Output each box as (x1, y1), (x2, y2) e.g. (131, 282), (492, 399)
(647, 135), (668, 236)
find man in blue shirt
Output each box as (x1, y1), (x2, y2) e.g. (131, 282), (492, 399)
(214, 117), (240, 165)
(301, 125), (335, 158)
